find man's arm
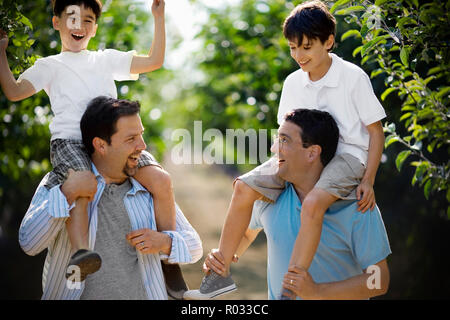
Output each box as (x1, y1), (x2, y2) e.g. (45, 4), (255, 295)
(283, 259), (390, 300)
(127, 200), (203, 264)
(130, 0), (165, 74)
(203, 228), (261, 275)
(0, 31), (36, 101)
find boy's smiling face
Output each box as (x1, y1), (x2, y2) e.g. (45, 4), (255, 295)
(288, 34), (334, 81)
(52, 4), (98, 52)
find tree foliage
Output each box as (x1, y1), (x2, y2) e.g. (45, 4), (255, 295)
(331, 0), (450, 215)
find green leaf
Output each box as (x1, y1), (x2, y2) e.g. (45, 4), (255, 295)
(330, 0), (352, 14)
(400, 46), (410, 67)
(19, 14), (33, 30)
(396, 150), (412, 171)
(341, 29), (361, 42)
(361, 34), (390, 56)
(375, 0), (389, 6)
(385, 134), (400, 148)
(352, 46), (362, 57)
(336, 6), (366, 15)
(381, 87), (397, 101)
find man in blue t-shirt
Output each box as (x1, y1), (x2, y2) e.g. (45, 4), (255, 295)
(200, 108), (391, 300)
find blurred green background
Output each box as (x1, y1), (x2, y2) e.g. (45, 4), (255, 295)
(0, 0), (448, 299)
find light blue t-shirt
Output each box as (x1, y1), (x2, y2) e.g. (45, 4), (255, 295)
(249, 183), (391, 300)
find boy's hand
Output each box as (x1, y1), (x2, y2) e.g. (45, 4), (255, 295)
(61, 169), (97, 205)
(0, 29), (9, 51)
(151, 0), (165, 18)
(202, 248), (238, 275)
(356, 179), (376, 213)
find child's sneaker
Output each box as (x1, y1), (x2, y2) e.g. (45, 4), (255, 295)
(66, 249), (102, 281)
(183, 271), (237, 300)
(161, 263), (189, 300)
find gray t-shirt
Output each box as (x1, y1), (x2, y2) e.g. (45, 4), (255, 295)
(80, 179), (148, 300)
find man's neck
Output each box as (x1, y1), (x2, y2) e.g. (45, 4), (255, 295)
(92, 156), (128, 185)
(289, 167), (323, 203)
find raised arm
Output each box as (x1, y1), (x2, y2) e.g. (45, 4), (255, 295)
(0, 30), (36, 101)
(130, 0), (165, 74)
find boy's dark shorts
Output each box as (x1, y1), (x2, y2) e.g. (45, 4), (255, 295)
(43, 139), (160, 189)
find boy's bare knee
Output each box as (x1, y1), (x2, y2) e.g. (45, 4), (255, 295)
(301, 194), (323, 221)
(141, 165), (173, 192)
(233, 179), (260, 201)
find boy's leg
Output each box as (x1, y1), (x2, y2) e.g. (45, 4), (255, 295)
(66, 197), (90, 250)
(134, 165), (176, 231)
(281, 187), (337, 299)
(134, 164), (187, 300)
(65, 196), (101, 282)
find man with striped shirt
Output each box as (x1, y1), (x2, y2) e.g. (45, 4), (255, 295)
(19, 96), (203, 299)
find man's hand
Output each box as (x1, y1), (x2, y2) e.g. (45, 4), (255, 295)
(151, 0), (165, 18)
(60, 169), (97, 205)
(356, 179), (376, 213)
(0, 30), (9, 52)
(126, 228), (172, 255)
(282, 265), (319, 300)
(202, 248), (238, 275)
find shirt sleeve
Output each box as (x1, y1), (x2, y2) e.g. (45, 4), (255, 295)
(17, 58), (53, 93)
(350, 206), (392, 270)
(19, 175), (73, 256)
(102, 49), (139, 81)
(249, 200), (268, 230)
(351, 71), (387, 126)
(159, 203), (203, 264)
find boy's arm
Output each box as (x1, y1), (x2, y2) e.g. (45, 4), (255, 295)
(356, 121), (385, 212)
(130, 0), (165, 74)
(282, 259), (390, 299)
(0, 31), (36, 101)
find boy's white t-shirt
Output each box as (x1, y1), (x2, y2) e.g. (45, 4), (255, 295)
(278, 53), (386, 166)
(18, 49), (138, 141)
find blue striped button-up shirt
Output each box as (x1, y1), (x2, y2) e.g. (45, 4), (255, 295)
(19, 164), (203, 300)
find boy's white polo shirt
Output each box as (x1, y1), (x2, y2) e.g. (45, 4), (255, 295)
(278, 53), (386, 166)
(18, 49), (138, 141)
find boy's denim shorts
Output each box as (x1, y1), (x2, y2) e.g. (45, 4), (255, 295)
(238, 153), (365, 202)
(43, 138), (160, 189)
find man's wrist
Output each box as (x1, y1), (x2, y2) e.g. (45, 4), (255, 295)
(160, 232), (172, 255)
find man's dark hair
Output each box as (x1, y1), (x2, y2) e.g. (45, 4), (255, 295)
(81, 96), (141, 156)
(283, 0), (336, 51)
(52, 0), (103, 21)
(284, 108), (339, 167)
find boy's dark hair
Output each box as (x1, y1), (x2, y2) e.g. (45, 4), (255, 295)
(284, 108), (339, 167)
(81, 96), (141, 156)
(52, 0), (103, 21)
(283, 0), (336, 51)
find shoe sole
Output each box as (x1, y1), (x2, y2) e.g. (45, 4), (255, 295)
(183, 284), (237, 300)
(66, 252), (102, 281)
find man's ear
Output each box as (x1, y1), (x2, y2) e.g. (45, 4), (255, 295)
(52, 16), (60, 30)
(308, 145), (322, 162)
(92, 137), (107, 155)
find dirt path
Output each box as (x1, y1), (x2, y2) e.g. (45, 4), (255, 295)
(163, 156), (268, 300)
